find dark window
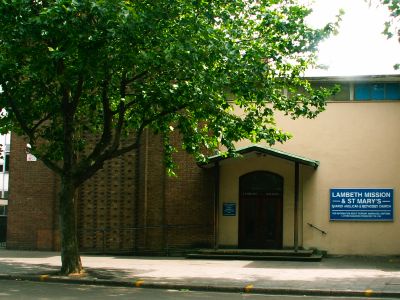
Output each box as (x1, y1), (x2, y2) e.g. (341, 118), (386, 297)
(355, 82), (400, 100)
(333, 83), (350, 101)
(386, 83), (400, 99)
(4, 154), (9, 172)
(311, 83), (350, 101)
(371, 83), (385, 99)
(355, 84), (370, 100)
(292, 82), (350, 101)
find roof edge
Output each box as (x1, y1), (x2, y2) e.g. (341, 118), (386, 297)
(200, 145), (319, 169)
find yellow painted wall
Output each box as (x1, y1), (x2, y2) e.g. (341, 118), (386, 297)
(218, 154), (301, 248)
(219, 101), (400, 255)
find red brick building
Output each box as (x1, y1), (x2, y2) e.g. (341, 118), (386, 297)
(7, 131), (216, 254)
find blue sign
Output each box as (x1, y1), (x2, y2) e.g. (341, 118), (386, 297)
(223, 203), (236, 216)
(330, 188), (393, 221)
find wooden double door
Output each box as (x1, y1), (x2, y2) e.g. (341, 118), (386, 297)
(238, 171), (283, 249)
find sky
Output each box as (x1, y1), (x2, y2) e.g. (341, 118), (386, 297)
(304, 0), (400, 76)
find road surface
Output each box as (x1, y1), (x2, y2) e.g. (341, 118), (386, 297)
(0, 280), (396, 300)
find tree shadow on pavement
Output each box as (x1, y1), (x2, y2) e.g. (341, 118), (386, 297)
(244, 256), (400, 271)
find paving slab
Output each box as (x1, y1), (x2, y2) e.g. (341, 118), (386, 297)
(0, 249), (400, 297)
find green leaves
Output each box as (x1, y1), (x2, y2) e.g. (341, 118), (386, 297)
(0, 0), (333, 179)
(379, 0), (400, 38)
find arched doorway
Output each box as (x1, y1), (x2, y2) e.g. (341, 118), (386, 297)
(239, 171), (283, 249)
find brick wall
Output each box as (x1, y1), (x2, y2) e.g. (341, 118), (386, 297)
(8, 130), (216, 253)
(164, 132), (215, 250)
(7, 134), (58, 250)
(77, 135), (138, 253)
(136, 130), (215, 253)
(136, 131), (166, 253)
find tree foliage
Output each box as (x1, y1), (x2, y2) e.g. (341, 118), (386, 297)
(375, 0), (400, 68)
(0, 0), (336, 274)
(381, 0), (400, 35)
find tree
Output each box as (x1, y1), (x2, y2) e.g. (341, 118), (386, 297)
(381, 0), (400, 36)
(0, 0), (336, 275)
(372, 0), (400, 68)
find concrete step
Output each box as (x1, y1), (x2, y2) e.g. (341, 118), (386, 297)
(186, 253), (323, 262)
(194, 248), (314, 257)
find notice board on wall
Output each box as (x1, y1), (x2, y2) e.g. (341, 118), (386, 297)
(223, 203), (236, 216)
(330, 188), (393, 221)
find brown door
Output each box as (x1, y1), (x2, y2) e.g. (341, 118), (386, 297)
(239, 171), (283, 249)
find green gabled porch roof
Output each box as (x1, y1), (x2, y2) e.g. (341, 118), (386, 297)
(202, 145), (319, 169)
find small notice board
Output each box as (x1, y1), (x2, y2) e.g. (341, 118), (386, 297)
(223, 203), (236, 216)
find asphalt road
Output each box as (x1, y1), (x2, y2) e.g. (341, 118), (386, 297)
(0, 280), (398, 300)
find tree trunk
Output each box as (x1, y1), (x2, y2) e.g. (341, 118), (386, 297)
(59, 176), (82, 275)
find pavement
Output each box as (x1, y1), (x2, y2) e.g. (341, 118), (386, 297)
(1, 249), (400, 298)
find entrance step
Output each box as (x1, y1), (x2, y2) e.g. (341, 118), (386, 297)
(186, 249), (323, 262)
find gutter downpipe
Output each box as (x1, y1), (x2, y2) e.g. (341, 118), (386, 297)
(214, 161), (220, 250)
(133, 133), (142, 254)
(143, 129), (149, 248)
(294, 162), (300, 252)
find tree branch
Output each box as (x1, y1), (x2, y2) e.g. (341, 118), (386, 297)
(61, 83), (74, 173)
(31, 113), (52, 133)
(6, 90), (63, 175)
(125, 71), (148, 85)
(74, 127), (143, 186)
(109, 100), (127, 152)
(108, 123), (144, 159)
(73, 101), (190, 187)
(120, 70), (127, 99)
(38, 154), (63, 175)
(8, 97), (35, 141)
(85, 74), (113, 164)
(107, 102), (189, 159)
(71, 74), (84, 112)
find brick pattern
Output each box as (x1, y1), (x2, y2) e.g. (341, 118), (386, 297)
(77, 136), (137, 252)
(8, 130), (216, 253)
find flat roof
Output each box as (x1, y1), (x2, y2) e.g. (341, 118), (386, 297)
(306, 74), (400, 83)
(201, 145), (319, 169)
